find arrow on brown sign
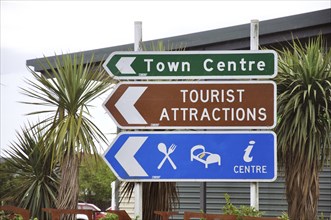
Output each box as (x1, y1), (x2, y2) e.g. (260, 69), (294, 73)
(114, 86), (148, 124)
(103, 81), (276, 129)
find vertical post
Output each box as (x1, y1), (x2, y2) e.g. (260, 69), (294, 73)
(134, 21), (143, 220)
(250, 19), (259, 210)
(111, 180), (119, 210)
(250, 19), (259, 50)
(200, 182), (206, 213)
(134, 21), (143, 51)
(114, 127), (121, 211)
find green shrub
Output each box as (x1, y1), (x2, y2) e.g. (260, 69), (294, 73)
(278, 212), (290, 220)
(0, 211), (23, 220)
(222, 193), (263, 219)
(99, 213), (119, 220)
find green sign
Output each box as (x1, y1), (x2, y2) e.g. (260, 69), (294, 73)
(103, 51), (277, 79)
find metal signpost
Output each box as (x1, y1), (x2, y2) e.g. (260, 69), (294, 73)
(103, 81), (276, 129)
(103, 131), (277, 182)
(250, 19), (260, 209)
(103, 50), (277, 80)
(102, 21), (278, 216)
(133, 21), (143, 218)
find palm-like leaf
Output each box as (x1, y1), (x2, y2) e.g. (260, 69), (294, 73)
(21, 53), (114, 211)
(1, 123), (59, 220)
(275, 35), (331, 220)
(22, 53), (114, 162)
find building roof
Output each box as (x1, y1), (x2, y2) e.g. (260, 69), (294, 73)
(27, 9), (331, 72)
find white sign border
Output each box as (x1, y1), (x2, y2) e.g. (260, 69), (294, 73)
(102, 130), (277, 182)
(102, 80), (277, 130)
(103, 50), (278, 80)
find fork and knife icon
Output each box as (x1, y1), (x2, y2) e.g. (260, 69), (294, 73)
(157, 143), (177, 170)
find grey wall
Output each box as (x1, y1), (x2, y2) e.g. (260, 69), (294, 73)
(172, 169), (331, 219)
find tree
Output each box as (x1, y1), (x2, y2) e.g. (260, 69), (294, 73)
(0, 159), (20, 205)
(122, 182), (178, 220)
(79, 154), (116, 210)
(0, 123), (59, 220)
(275, 35), (331, 220)
(22, 53), (113, 216)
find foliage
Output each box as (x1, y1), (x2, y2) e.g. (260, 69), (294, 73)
(0, 123), (59, 220)
(222, 193), (263, 219)
(122, 182), (179, 220)
(318, 213), (331, 220)
(99, 213), (119, 220)
(22, 52), (114, 213)
(141, 40), (186, 52)
(275, 35), (331, 219)
(276, 35), (331, 169)
(22, 53), (114, 165)
(79, 154), (116, 210)
(0, 211), (23, 220)
(0, 160), (22, 205)
(222, 193), (238, 216)
(278, 212), (289, 220)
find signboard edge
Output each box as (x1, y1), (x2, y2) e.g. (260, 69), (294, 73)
(104, 50), (278, 80)
(103, 131), (278, 182)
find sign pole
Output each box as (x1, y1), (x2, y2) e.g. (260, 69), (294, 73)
(250, 19), (260, 210)
(133, 21), (143, 220)
(111, 180), (119, 210)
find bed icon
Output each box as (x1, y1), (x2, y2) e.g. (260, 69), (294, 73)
(190, 145), (221, 168)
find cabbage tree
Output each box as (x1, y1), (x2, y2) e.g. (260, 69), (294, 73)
(275, 36), (331, 220)
(22, 53), (113, 215)
(1, 123), (59, 220)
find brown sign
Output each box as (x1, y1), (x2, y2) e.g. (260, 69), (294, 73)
(103, 81), (276, 129)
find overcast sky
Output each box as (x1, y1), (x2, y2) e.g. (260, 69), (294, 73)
(1, 1), (330, 156)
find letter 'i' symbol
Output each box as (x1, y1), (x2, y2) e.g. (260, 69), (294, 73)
(243, 140), (255, 162)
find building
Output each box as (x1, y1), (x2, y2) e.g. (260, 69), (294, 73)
(27, 9), (331, 218)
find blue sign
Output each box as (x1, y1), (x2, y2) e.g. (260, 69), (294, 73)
(103, 131), (277, 182)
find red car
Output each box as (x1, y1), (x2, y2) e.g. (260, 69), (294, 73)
(77, 202), (106, 220)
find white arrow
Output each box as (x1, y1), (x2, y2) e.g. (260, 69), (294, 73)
(115, 57), (136, 74)
(115, 136), (148, 177)
(115, 87), (147, 124)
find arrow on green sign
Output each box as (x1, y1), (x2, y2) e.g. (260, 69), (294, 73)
(103, 50), (277, 80)
(115, 57), (136, 74)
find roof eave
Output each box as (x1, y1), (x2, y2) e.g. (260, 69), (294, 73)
(26, 8), (331, 72)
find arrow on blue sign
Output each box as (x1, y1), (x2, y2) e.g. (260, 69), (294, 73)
(103, 131), (277, 182)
